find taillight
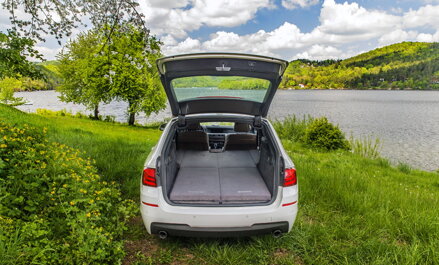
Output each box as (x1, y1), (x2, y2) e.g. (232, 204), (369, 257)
(283, 168), (297, 187)
(142, 168), (157, 187)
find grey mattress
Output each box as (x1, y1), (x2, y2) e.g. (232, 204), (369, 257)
(169, 150), (271, 204)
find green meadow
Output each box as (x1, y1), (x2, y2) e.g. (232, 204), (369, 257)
(1, 104), (438, 264)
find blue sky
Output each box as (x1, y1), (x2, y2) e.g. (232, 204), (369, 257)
(1, 0), (438, 60)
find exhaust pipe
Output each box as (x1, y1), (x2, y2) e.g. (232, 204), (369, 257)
(272, 230), (283, 238)
(158, 230), (168, 239)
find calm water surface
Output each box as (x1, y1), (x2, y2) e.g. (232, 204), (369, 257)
(15, 90), (439, 171)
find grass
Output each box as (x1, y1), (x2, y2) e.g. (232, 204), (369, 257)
(349, 135), (381, 159)
(1, 104), (439, 264)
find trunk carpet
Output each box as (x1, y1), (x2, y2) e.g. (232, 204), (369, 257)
(169, 150), (271, 204)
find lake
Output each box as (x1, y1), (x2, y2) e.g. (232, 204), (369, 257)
(15, 90), (439, 171)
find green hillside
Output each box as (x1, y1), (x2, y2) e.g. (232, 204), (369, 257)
(281, 42), (439, 90)
(36, 60), (62, 89)
(0, 60), (61, 92)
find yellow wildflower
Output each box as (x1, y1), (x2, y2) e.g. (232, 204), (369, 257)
(86, 212), (91, 218)
(69, 201), (75, 206)
(0, 144), (7, 148)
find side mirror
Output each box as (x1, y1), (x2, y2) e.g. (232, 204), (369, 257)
(159, 123), (167, 131)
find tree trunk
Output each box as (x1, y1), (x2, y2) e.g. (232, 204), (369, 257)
(93, 105), (99, 120)
(128, 112), (135, 125)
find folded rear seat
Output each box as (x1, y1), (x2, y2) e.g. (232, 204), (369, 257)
(169, 167), (220, 204)
(179, 150), (218, 168)
(219, 167), (271, 203)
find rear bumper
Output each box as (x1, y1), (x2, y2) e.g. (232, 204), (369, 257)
(151, 221), (289, 238)
(141, 187), (298, 235)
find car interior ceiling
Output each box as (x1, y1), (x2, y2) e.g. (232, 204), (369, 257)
(162, 121), (278, 205)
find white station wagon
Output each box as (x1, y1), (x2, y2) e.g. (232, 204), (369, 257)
(140, 53), (298, 238)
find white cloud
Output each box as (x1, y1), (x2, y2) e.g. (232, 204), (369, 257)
(317, 0), (401, 39)
(416, 30), (439, 42)
(403, 5), (439, 29)
(264, 22), (305, 50)
(378, 29), (418, 45)
(295, 44), (344, 60)
(282, 0), (319, 10)
(162, 37), (201, 55)
(33, 46), (61, 61)
(140, 0), (273, 39)
(202, 31), (243, 51)
(146, 0), (190, 8)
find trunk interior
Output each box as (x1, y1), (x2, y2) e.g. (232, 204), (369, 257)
(161, 120), (279, 206)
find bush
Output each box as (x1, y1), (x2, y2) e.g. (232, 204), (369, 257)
(303, 117), (350, 151)
(0, 122), (136, 264)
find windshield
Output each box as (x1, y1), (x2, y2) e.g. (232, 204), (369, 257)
(170, 76), (272, 103)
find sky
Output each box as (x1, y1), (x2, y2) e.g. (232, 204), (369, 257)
(1, 0), (439, 61)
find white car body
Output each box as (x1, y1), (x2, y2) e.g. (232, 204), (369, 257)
(140, 53), (298, 238)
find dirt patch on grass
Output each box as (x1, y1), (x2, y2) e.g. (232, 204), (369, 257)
(123, 216), (159, 264)
(272, 248), (304, 265)
(122, 217), (203, 265)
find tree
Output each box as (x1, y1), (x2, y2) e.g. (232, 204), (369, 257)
(1, 0), (147, 45)
(58, 31), (112, 118)
(0, 30), (44, 106)
(58, 24), (166, 124)
(0, 30), (43, 79)
(101, 24), (166, 125)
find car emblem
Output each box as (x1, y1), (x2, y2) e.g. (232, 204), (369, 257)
(216, 64), (231, 71)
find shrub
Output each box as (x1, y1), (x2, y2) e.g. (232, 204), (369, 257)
(0, 122), (136, 264)
(303, 117), (350, 151)
(272, 115), (313, 142)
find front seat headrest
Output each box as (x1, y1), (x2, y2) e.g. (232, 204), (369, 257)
(186, 123), (202, 130)
(234, 123), (251, 132)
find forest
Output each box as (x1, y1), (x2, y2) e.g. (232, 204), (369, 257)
(281, 42), (439, 90)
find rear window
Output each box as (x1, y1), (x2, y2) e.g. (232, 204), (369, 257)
(170, 76), (271, 103)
